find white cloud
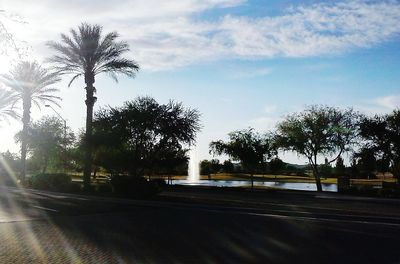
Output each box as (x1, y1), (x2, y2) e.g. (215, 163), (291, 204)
(358, 94), (400, 114)
(263, 104), (277, 114)
(217, 1), (400, 58)
(375, 94), (400, 110)
(248, 116), (281, 131)
(2, 0), (400, 70)
(231, 67), (272, 79)
(248, 104), (282, 131)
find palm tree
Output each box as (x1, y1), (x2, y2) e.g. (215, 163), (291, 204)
(0, 88), (19, 122)
(1, 61), (61, 180)
(47, 23), (139, 190)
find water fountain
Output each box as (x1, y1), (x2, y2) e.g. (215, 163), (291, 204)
(187, 148), (200, 183)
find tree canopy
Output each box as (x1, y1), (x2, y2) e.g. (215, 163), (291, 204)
(275, 105), (359, 191)
(15, 116), (75, 174)
(210, 128), (275, 188)
(359, 110), (400, 182)
(90, 96), (201, 176)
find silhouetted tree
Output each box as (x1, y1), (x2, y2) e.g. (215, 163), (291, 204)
(275, 106), (359, 191)
(47, 23), (140, 190)
(210, 159), (221, 175)
(200, 160), (211, 176)
(91, 97), (200, 176)
(319, 158), (332, 178)
(359, 110), (400, 183)
(1, 62), (61, 180)
(376, 158), (391, 178)
(350, 158), (359, 179)
(335, 156), (346, 177)
(222, 160), (234, 173)
(269, 157), (285, 175)
(354, 148), (377, 179)
(210, 128), (275, 189)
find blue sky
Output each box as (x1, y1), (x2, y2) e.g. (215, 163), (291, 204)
(0, 0), (399, 164)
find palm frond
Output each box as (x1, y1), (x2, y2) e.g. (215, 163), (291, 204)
(48, 22), (139, 84)
(0, 88), (19, 122)
(1, 61), (62, 115)
(68, 73), (82, 87)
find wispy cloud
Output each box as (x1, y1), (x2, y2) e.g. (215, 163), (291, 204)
(229, 67), (272, 79)
(3, 0), (400, 71)
(358, 94), (400, 114)
(375, 94), (400, 110)
(249, 116), (281, 131)
(248, 104), (282, 131)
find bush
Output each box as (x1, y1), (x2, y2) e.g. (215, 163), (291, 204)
(110, 175), (160, 198)
(31, 173), (72, 192)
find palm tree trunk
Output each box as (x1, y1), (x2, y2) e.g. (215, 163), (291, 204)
(83, 73), (96, 191)
(20, 99), (31, 182)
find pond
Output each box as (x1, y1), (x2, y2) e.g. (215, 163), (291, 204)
(173, 180), (338, 192)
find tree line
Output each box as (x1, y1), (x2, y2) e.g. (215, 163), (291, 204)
(0, 22), (201, 190)
(0, 97), (200, 183)
(210, 106), (399, 191)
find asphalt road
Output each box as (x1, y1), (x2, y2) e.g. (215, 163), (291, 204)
(0, 186), (399, 264)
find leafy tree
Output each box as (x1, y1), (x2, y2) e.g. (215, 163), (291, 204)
(222, 160), (234, 173)
(47, 23), (140, 190)
(359, 110), (400, 183)
(319, 158), (333, 178)
(275, 105), (359, 191)
(90, 97), (200, 177)
(376, 158), (390, 178)
(210, 159), (221, 174)
(1, 61), (61, 180)
(210, 128), (275, 189)
(350, 158), (359, 179)
(200, 160), (212, 176)
(335, 156), (346, 177)
(16, 116), (75, 174)
(269, 157), (285, 175)
(354, 148), (377, 179)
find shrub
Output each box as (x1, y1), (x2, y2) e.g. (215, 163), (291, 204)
(110, 175), (160, 198)
(31, 173), (72, 192)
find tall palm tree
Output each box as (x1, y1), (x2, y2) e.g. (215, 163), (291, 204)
(0, 88), (19, 122)
(47, 23), (139, 190)
(1, 61), (61, 180)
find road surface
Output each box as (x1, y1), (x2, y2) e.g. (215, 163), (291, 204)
(0, 186), (399, 263)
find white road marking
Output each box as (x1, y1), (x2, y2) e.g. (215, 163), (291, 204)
(32, 205), (59, 212)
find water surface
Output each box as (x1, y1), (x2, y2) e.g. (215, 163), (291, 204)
(174, 179), (337, 192)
